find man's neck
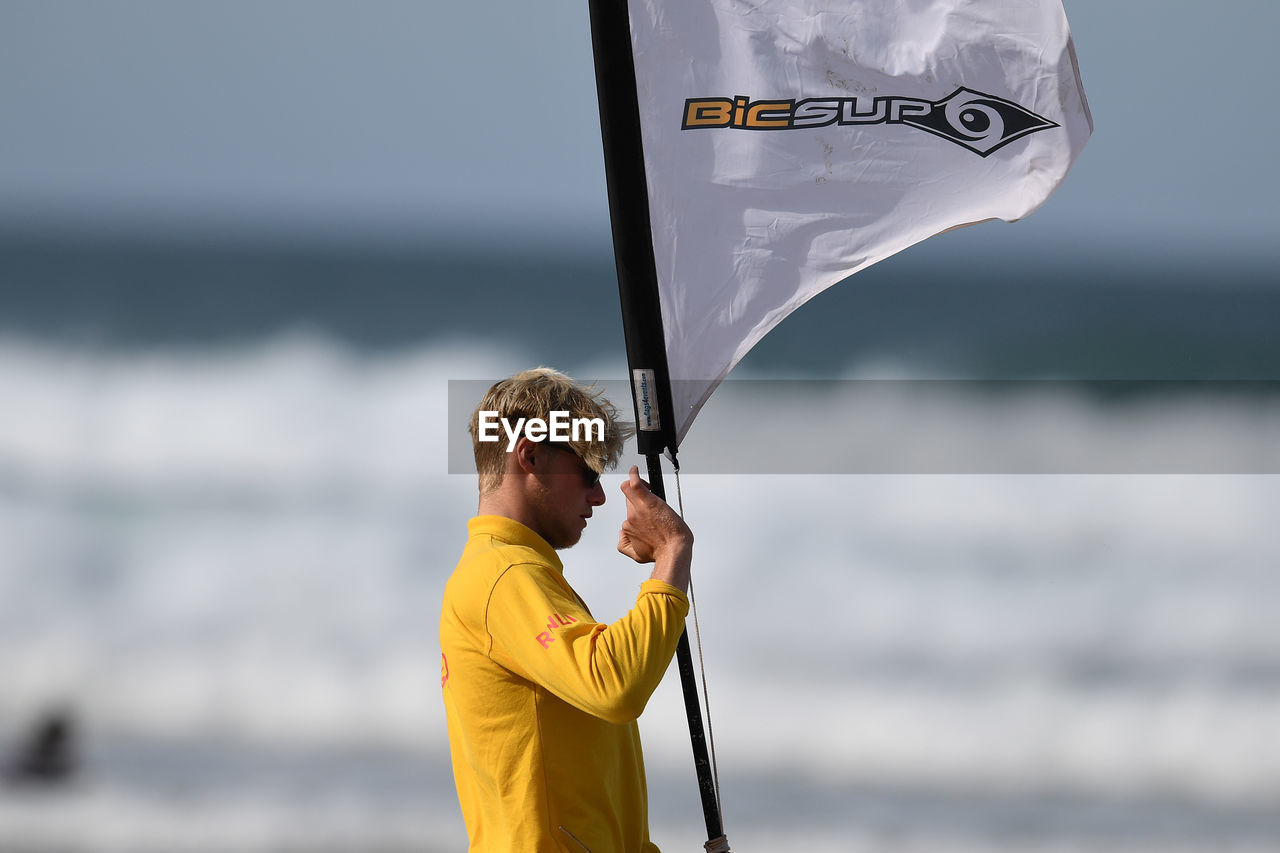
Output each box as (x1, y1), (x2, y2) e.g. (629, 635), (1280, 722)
(477, 491), (542, 541)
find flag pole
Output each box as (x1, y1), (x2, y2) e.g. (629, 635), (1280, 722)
(647, 458), (727, 847)
(586, 0), (728, 846)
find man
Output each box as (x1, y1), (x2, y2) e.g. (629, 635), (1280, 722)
(441, 368), (693, 852)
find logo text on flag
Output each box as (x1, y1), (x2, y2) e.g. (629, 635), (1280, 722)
(682, 87), (1057, 157)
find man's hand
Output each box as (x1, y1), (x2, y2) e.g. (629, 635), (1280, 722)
(618, 466), (693, 591)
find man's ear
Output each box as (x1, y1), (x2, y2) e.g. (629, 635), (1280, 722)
(512, 436), (540, 475)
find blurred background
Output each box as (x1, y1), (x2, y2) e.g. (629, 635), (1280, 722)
(2, 1), (1279, 850)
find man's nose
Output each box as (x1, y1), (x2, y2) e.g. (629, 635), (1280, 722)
(588, 481), (606, 506)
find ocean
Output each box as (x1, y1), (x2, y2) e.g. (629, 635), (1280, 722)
(2, 232), (1279, 851)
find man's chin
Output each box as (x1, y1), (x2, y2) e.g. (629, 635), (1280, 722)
(549, 524), (586, 551)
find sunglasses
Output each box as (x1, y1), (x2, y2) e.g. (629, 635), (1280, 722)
(544, 443), (602, 488)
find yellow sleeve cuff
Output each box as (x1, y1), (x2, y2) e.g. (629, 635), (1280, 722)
(638, 578), (690, 613)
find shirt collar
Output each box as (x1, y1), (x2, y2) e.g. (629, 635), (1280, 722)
(467, 515), (564, 573)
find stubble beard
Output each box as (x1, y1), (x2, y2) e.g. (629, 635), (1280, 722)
(531, 480), (586, 551)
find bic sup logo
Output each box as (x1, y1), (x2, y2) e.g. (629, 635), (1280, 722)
(682, 87), (1057, 157)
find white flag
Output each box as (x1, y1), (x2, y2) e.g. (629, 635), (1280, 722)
(627, 0), (1093, 443)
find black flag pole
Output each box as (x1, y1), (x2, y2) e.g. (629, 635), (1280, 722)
(586, 0), (728, 847)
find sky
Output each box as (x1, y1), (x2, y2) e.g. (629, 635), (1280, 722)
(1, 0), (1278, 259)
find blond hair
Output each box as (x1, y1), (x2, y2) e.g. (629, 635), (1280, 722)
(470, 368), (632, 494)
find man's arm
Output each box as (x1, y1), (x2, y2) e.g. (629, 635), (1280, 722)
(481, 467), (695, 724)
(485, 564), (688, 724)
(617, 466), (694, 592)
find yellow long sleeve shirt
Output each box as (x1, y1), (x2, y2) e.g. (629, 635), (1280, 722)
(440, 515), (690, 852)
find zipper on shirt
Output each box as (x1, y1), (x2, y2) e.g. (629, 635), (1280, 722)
(558, 826), (592, 852)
